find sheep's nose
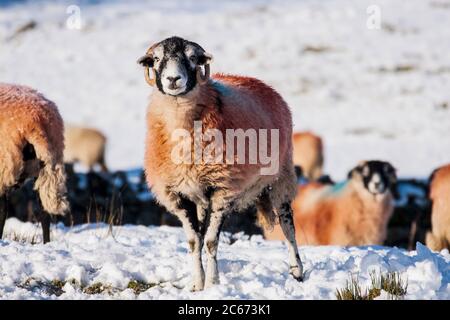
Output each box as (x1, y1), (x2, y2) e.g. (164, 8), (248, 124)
(167, 76), (181, 84)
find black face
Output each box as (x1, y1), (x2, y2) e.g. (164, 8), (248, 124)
(137, 36), (212, 96)
(348, 160), (397, 196)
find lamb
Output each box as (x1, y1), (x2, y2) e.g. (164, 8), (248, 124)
(292, 131), (324, 181)
(426, 164), (450, 251)
(263, 160), (397, 246)
(0, 83), (69, 243)
(64, 125), (108, 172)
(138, 36), (303, 290)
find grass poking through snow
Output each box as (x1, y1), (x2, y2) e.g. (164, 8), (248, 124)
(336, 271), (408, 300)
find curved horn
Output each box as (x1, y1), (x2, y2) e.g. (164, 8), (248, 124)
(141, 42), (160, 87)
(144, 67), (156, 87)
(196, 64), (210, 85)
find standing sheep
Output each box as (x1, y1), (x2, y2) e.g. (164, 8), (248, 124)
(0, 83), (69, 243)
(64, 125), (108, 172)
(264, 160), (397, 246)
(292, 131), (324, 181)
(138, 36), (303, 290)
(426, 164), (450, 251)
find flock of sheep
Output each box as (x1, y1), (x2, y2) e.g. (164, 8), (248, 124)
(1, 36), (449, 291)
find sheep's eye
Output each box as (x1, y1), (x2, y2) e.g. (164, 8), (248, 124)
(189, 56), (196, 62)
(154, 57), (160, 62)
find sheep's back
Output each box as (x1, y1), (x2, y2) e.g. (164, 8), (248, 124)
(211, 74), (293, 166)
(0, 83), (64, 160)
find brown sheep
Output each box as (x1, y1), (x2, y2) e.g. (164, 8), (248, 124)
(138, 36), (303, 291)
(264, 160), (397, 246)
(426, 164), (450, 251)
(64, 125), (108, 172)
(0, 83), (69, 243)
(292, 131), (323, 181)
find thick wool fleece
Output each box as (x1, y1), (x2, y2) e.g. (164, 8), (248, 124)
(0, 83), (68, 215)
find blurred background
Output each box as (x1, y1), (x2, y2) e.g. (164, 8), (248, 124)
(1, 0), (450, 248)
(1, 0), (449, 179)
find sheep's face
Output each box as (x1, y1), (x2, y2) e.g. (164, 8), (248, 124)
(138, 36), (213, 96)
(349, 160), (397, 196)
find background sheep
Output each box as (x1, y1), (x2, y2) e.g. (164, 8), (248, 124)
(292, 131), (324, 181)
(64, 125), (108, 172)
(426, 164), (450, 251)
(264, 160), (397, 246)
(138, 36), (303, 290)
(0, 83), (68, 243)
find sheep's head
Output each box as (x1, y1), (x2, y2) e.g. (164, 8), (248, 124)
(138, 36), (213, 96)
(348, 160), (398, 197)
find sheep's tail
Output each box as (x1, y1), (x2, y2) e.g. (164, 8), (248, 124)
(34, 162), (69, 215)
(29, 134), (69, 216)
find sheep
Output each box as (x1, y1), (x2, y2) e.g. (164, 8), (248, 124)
(64, 125), (108, 172)
(0, 83), (69, 243)
(138, 36), (303, 290)
(426, 164), (450, 251)
(292, 131), (324, 181)
(263, 160), (397, 246)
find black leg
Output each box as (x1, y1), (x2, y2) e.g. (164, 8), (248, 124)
(40, 211), (51, 244)
(36, 197), (51, 244)
(0, 195), (8, 239)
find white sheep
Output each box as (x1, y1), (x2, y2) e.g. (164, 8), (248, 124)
(64, 125), (108, 172)
(426, 164), (450, 251)
(138, 36), (303, 290)
(264, 160), (397, 246)
(0, 83), (69, 243)
(292, 131), (324, 181)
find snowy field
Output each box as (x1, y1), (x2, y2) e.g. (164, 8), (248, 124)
(0, 218), (449, 299)
(1, 0), (450, 179)
(1, 0), (450, 300)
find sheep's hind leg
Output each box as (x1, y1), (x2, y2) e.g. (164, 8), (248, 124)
(204, 202), (228, 288)
(169, 194), (205, 291)
(278, 202), (304, 281)
(36, 197), (51, 244)
(0, 195), (8, 239)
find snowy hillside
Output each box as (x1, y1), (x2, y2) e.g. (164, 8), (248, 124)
(1, 0), (450, 179)
(0, 218), (448, 299)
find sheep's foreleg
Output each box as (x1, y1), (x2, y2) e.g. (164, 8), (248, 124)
(196, 204), (208, 237)
(278, 203), (304, 281)
(204, 209), (226, 288)
(169, 196), (205, 291)
(0, 195), (7, 239)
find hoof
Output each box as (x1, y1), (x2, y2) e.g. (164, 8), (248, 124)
(290, 266), (304, 282)
(190, 278), (205, 292)
(204, 277), (220, 289)
(190, 283), (204, 292)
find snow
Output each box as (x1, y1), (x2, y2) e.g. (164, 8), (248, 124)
(0, 218), (449, 299)
(1, 0), (450, 300)
(1, 0), (450, 179)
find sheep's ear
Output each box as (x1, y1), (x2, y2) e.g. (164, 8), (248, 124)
(347, 165), (362, 179)
(137, 54), (154, 67)
(197, 52), (213, 65)
(387, 164), (398, 185)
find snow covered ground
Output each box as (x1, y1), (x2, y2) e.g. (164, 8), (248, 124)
(0, 218), (449, 299)
(1, 0), (450, 179)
